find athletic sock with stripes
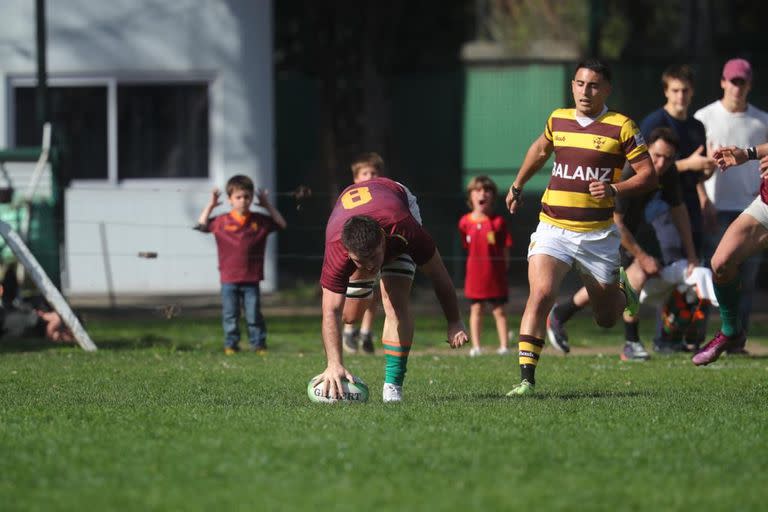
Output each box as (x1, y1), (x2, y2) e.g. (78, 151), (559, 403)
(383, 339), (411, 385)
(519, 334), (544, 385)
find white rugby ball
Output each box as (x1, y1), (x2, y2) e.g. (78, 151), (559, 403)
(307, 375), (369, 403)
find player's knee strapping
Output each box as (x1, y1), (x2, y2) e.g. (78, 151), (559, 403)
(381, 255), (416, 280)
(519, 334), (544, 366)
(345, 274), (380, 299)
(383, 339), (412, 385)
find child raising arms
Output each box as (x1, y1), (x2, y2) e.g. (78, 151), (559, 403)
(196, 175), (287, 354)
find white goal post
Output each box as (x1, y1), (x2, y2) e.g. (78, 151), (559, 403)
(0, 220), (96, 351)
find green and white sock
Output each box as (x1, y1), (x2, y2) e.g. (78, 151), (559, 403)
(382, 339), (411, 385)
(713, 277), (741, 337)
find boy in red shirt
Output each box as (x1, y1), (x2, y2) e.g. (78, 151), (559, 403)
(196, 175), (287, 354)
(458, 176), (514, 356)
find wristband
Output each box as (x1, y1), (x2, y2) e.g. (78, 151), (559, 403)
(747, 146), (758, 160)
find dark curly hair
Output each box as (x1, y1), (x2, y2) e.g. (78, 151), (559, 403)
(575, 58), (611, 83)
(341, 216), (384, 257)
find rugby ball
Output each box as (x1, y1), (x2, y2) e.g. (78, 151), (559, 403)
(307, 374), (369, 403)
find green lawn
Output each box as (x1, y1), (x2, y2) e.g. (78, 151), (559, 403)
(1, 313), (766, 511)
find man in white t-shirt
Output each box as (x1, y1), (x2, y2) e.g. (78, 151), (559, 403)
(694, 58), (768, 350)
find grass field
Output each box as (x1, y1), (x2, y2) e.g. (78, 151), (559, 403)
(1, 311), (767, 511)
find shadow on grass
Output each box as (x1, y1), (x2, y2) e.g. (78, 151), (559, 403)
(433, 390), (649, 402)
(544, 390), (648, 400)
(738, 354), (768, 360)
(0, 337), (65, 353)
(0, 335), (198, 353)
(94, 335), (196, 352)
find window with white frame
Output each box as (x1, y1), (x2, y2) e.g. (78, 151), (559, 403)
(12, 78), (210, 184)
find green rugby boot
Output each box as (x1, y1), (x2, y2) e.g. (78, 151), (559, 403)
(619, 266), (639, 317)
(506, 379), (535, 397)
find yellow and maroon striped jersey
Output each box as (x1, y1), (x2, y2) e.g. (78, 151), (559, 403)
(539, 108), (650, 232)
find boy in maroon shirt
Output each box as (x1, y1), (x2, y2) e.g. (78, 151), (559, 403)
(196, 175), (287, 354)
(315, 176), (468, 402)
(458, 176), (514, 356)
(342, 153), (385, 355)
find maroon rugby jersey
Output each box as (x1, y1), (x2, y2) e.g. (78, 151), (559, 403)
(205, 211), (277, 283)
(320, 177), (436, 293)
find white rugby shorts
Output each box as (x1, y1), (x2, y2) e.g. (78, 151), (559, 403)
(527, 221), (620, 284)
(640, 259), (719, 307)
(742, 195), (768, 230)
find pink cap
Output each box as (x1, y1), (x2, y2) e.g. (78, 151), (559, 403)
(722, 58), (752, 81)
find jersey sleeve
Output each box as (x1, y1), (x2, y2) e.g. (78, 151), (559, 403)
(319, 240), (355, 294)
(692, 107), (706, 125)
(543, 111), (555, 141)
(457, 215), (469, 250)
(398, 216), (436, 265)
(620, 119), (650, 164)
(201, 214), (222, 233)
(396, 181), (423, 225)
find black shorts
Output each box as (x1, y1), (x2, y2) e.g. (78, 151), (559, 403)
(468, 296), (508, 306)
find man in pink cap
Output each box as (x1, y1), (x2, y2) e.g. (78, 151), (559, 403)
(693, 58), (768, 361)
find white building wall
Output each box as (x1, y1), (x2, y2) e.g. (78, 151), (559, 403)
(0, 0), (276, 295)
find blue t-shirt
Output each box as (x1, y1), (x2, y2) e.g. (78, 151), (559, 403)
(640, 108), (707, 242)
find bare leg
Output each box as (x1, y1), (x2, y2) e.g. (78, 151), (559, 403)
(342, 297), (374, 325)
(580, 272), (625, 328)
(492, 304), (509, 350)
(513, 254), (571, 387)
(380, 276), (414, 386)
(519, 255), (571, 338)
(623, 259), (649, 323)
(711, 213), (768, 283)
(360, 297), (377, 334)
(573, 286), (590, 308)
(710, 212), (768, 336)
(469, 302), (483, 351)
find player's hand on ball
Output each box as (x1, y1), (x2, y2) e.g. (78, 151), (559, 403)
(446, 321), (468, 348)
(317, 363), (355, 399)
